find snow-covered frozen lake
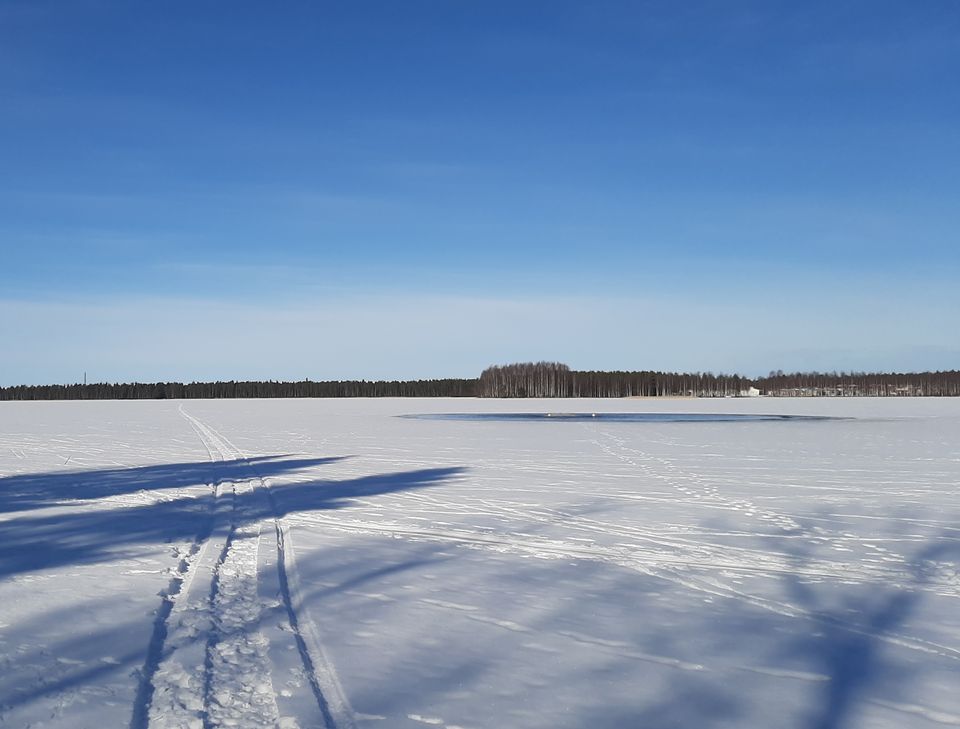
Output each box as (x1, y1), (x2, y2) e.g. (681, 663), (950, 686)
(1, 397), (959, 729)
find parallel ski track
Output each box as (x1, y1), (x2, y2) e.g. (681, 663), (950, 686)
(173, 406), (356, 729)
(130, 420), (220, 729)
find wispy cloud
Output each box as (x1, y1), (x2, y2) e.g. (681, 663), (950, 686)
(2, 282), (958, 386)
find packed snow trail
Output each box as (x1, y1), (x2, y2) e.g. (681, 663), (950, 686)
(141, 407), (353, 729)
(3, 397), (960, 729)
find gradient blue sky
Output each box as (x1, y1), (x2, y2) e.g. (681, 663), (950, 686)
(2, 1), (959, 384)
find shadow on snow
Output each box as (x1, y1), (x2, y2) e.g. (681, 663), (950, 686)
(0, 455), (466, 720)
(0, 455), (334, 515)
(2, 458), (959, 729)
(0, 457), (465, 579)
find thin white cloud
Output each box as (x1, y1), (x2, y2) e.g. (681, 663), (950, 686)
(2, 284), (958, 386)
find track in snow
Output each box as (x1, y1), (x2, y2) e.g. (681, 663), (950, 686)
(280, 421), (960, 669)
(131, 407), (354, 729)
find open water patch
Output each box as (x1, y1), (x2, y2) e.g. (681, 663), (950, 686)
(401, 413), (842, 423)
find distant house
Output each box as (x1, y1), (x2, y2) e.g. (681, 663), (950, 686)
(741, 386), (761, 397)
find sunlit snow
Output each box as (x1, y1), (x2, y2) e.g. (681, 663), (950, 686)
(1, 398), (958, 728)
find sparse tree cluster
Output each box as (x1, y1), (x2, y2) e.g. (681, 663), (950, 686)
(479, 363), (749, 398)
(573, 370), (749, 398)
(477, 362), (573, 398)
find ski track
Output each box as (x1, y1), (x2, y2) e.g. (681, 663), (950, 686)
(3, 399), (960, 729)
(139, 407), (351, 729)
(283, 421), (960, 667)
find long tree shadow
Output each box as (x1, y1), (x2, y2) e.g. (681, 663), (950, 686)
(0, 457), (466, 723)
(7, 459), (957, 728)
(781, 537), (960, 729)
(620, 526), (960, 729)
(0, 456), (339, 515)
(0, 458), (467, 579)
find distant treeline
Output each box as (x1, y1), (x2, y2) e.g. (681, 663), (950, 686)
(0, 379), (478, 401)
(478, 362), (751, 398)
(478, 362), (960, 398)
(756, 370), (960, 397)
(2, 366), (959, 401)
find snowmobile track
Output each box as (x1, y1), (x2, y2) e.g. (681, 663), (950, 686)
(134, 406), (354, 729)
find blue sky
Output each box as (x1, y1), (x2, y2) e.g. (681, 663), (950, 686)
(2, 1), (959, 384)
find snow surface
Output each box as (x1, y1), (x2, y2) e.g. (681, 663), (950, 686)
(1, 397), (959, 729)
